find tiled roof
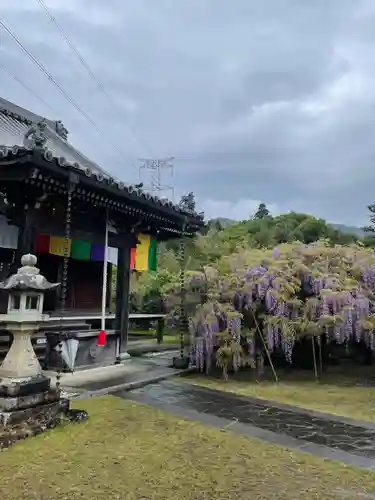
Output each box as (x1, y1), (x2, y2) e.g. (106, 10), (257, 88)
(0, 97), (111, 178)
(0, 97), (204, 225)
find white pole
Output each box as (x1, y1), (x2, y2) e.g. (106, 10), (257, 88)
(101, 209), (109, 332)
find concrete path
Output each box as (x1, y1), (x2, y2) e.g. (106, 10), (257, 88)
(51, 351), (190, 397)
(118, 379), (375, 470)
(48, 361), (148, 392)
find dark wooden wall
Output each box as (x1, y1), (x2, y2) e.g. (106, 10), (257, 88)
(36, 254), (111, 312)
(67, 260), (104, 311)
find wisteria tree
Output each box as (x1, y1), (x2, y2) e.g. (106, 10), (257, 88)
(171, 241), (375, 379)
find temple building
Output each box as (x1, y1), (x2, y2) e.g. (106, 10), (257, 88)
(0, 96), (203, 369)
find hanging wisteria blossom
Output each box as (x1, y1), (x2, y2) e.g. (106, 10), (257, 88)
(162, 240), (375, 377)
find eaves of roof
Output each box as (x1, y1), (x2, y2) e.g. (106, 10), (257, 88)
(0, 98), (204, 230)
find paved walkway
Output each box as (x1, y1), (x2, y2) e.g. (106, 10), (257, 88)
(60, 351), (189, 396)
(117, 380), (375, 470)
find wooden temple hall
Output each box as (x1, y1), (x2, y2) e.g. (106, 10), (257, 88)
(0, 96), (203, 370)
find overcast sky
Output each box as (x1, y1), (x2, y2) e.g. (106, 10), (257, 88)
(1, 1), (375, 225)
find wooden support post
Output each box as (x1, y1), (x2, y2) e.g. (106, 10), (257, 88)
(115, 243), (131, 362)
(156, 317), (165, 344)
(13, 205), (35, 271)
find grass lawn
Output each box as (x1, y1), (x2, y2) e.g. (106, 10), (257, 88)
(129, 329), (157, 335)
(130, 335), (179, 345)
(186, 366), (375, 422)
(130, 328), (182, 336)
(130, 329), (181, 345)
(1, 396), (375, 500)
(151, 336), (179, 344)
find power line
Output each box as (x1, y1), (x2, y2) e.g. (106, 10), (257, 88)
(0, 62), (121, 172)
(34, 0), (152, 158)
(0, 61), (57, 115)
(0, 15), (137, 170)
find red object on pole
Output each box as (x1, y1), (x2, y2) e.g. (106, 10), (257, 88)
(130, 247), (136, 270)
(97, 329), (106, 346)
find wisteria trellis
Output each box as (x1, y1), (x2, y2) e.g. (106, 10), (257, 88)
(177, 241), (375, 373)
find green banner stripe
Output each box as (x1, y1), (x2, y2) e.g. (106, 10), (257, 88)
(71, 239), (91, 261)
(148, 237), (158, 271)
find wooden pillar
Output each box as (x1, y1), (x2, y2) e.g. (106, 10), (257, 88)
(115, 243), (131, 362)
(13, 205), (35, 271)
(156, 317), (165, 344)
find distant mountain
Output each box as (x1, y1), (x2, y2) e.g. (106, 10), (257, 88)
(208, 217), (366, 238)
(330, 224), (366, 237)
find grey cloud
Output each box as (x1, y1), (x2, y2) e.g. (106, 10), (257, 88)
(1, 0), (375, 226)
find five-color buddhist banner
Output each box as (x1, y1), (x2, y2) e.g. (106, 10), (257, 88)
(0, 215), (159, 272)
(134, 234), (157, 271)
(49, 236), (71, 257)
(33, 232), (157, 271)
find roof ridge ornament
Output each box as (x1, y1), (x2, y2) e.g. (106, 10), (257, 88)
(23, 119), (48, 150)
(55, 120), (68, 140)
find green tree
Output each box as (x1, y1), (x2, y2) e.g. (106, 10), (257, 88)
(253, 203), (270, 219)
(363, 235), (375, 248)
(179, 192), (196, 214)
(293, 216), (329, 244)
(363, 204), (375, 234)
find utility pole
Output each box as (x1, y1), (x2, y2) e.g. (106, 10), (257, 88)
(138, 157), (174, 201)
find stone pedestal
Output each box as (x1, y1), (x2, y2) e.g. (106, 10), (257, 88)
(0, 392), (70, 449)
(0, 322), (50, 396)
(0, 390), (69, 426)
(0, 323), (42, 378)
(0, 322), (51, 396)
(0, 323), (70, 440)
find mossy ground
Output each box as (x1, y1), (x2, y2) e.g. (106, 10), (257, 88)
(1, 395), (375, 499)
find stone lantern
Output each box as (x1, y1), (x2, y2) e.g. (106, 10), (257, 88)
(0, 254), (65, 430)
(0, 254), (59, 390)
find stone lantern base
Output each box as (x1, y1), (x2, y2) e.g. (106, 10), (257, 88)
(0, 386), (68, 424)
(0, 373), (51, 398)
(0, 389), (72, 449)
(0, 321), (70, 435)
(0, 323), (72, 449)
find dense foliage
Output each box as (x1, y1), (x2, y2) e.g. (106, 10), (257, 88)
(129, 204), (375, 378)
(130, 209), (360, 314)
